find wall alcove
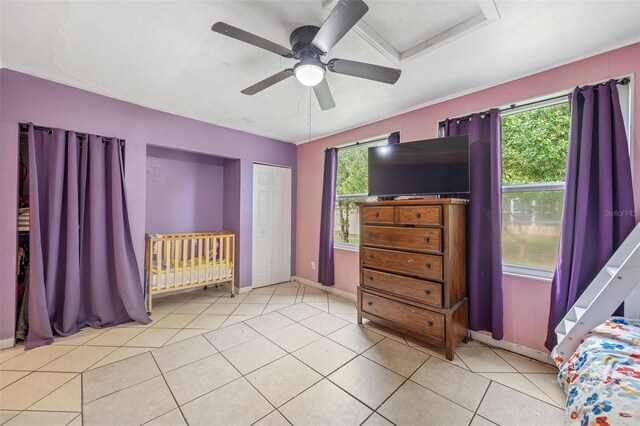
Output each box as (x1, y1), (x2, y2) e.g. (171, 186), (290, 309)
(145, 145), (242, 289)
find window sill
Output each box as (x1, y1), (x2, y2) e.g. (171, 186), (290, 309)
(333, 243), (359, 252)
(503, 264), (554, 282)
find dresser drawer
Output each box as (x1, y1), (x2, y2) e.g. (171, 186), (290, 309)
(361, 291), (444, 340)
(361, 206), (394, 224)
(396, 206), (441, 226)
(361, 226), (442, 253)
(361, 269), (443, 307)
(362, 247), (443, 281)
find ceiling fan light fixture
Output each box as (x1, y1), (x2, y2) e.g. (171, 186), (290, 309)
(294, 62), (325, 87)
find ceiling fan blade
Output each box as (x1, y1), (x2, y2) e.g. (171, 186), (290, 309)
(327, 58), (401, 84)
(212, 22), (293, 58)
(241, 69), (294, 95)
(313, 78), (336, 111)
(312, 0), (368, 54)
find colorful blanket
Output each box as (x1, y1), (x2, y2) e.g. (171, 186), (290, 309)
(554, 317), (640, 425)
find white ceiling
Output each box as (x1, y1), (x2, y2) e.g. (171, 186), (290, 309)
(359, 1), (483, 53)
(1, 1), (639, 144)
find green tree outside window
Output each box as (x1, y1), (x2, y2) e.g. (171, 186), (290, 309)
(335, 145), (369, 245)
(501, 102), (570, 268)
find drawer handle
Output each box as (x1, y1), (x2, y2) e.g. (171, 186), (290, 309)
(368, 254), (374, 260)
(425, 263), (432, 270)
(415, 212), (422, 219)
(374, 212), (379, 218)
(424, 236), (431, 243)
(427, 321), (434, 327)
(367, 232), (373, 238)
(367, 301), (373, 306)
(368, 276), (374, 281)
(424, 290), (431, 296)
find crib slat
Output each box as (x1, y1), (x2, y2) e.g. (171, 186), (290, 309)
(221, 236), (225, 280)
(165, 239), (170, 289)
(205, 237), (210, 283)
(182, 240), (188, 286)
(197, 238), (203, 285)
(222, 236), (226, 279)
(172, 240), (178, 288)
(221, 236), (225, 282)
(157, 240), (164, 287)
(190, 239), (196, 286)
(220, 235), (229, 279)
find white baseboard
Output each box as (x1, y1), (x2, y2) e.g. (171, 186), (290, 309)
(0, 337), (16, 350)
(470, 331), (554, 365)
(238, 286), (252, 294)
(292, 276), (357, 302)
(290, 277), (554, 365)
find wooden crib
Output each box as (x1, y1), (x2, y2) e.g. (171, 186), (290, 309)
(144, 231), (235, 312)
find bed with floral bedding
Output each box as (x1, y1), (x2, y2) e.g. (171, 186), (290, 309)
(553, 317), (640, 425)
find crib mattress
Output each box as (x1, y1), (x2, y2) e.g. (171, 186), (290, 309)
(151, 263), (233, 291)
(554, 317), (640, 425)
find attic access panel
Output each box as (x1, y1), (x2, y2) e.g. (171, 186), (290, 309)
(323, 0), (500, 65)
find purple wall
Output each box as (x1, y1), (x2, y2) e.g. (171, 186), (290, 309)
(145, 146), (225, 234)
(0, 69), (297, 343)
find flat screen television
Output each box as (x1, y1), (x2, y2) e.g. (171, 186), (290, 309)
(368, 135), (470, 197)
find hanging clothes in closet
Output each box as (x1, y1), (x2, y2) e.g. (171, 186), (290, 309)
(16, 130), (31, 341)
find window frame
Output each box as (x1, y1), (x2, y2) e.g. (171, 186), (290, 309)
(437, 97), (572, 280)
(333, 135), (390, 251)
(499, 81), (633, 279)
(500, 98), (571, 279)
(429, 77), (633, 280)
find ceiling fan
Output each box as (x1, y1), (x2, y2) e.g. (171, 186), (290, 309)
(211, 0), (401, 111)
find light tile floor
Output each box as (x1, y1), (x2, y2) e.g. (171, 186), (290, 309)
(0, 281), (566, 425)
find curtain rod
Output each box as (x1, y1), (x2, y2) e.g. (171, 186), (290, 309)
(325, 132), (398, 152)
(439, 77), (631, 127)
(18, 122), (125, 145)
(324, 138), (380, 152)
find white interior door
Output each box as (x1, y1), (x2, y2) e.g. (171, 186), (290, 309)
(252, 163), (291, 288)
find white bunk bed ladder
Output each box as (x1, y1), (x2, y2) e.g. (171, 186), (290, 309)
(554, 223), (640, 359)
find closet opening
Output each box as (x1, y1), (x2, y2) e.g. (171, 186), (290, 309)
(15, 127), (30, 342)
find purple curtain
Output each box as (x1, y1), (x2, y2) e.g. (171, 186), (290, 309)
(387, 131), (400, 145)
(27, 127), (81, 347)
(545, 81), (634, 351)
(79, 135), (150, 327)
(444, 109), (503, 340)
(318, 148), (337, 286)
(26, 125), (149, 348)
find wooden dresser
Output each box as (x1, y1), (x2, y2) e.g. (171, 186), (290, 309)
(356, 199), (468, 360)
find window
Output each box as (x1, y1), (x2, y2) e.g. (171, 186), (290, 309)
(334, 137), (389, 249)
(501, 101), (570, 276)
(436, 79), (632, 279)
